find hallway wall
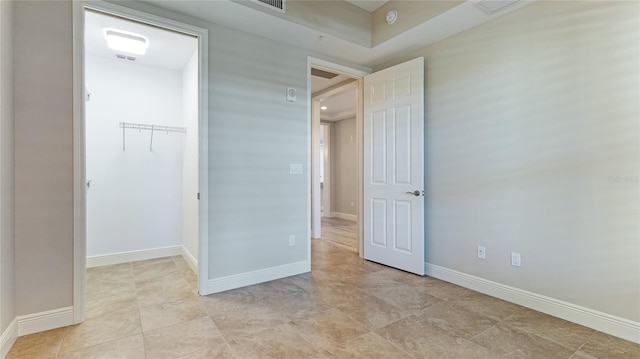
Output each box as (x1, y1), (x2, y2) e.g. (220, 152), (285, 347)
(330, 117), (357, 216)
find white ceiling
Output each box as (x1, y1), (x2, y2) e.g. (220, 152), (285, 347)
(344, 0), (389, 12)
(85, 10), (198, 71)
(320, 88), (356, 121)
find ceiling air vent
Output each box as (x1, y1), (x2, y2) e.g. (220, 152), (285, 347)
(475, 0), (522, 15)
(251, 0), (286, 13)
(116, 54), (136, 62)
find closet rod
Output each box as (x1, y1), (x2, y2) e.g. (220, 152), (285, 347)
(119, 122), (187, 152)
(119, 122), (187, 134)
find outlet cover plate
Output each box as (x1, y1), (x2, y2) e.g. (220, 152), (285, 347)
(477, 246), (486, 259)
(511, 252), (521, 267)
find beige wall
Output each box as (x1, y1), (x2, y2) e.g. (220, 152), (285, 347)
(14, 0), (74, 315)
(236, 0), (371, 47)
(330, 118), (357, 216)
(377, 1), (640, 322)
(0, 0), (15, 333)
(372, 0), (463, 47)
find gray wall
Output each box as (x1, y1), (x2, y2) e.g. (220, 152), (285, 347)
(11, 0), (316, 317)
(11, 0), (638, 331)
(111, 0), (312, 280)
(0, 0), (15, 333)
(330, 118), (357, 216)
(14, 0), (74, 316)
(205, 20), (309, 278)
(377, 0), (640, 322)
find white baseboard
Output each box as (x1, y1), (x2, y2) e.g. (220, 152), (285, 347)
(329, 212), (357, 221)
(207, 260), (310, 294)
(425, 263), (640, 344)
(180, 246), (198, 273)
(86, 245), (182, 268)
(0, 318), (17, 359)
(17, 306), (74, 337)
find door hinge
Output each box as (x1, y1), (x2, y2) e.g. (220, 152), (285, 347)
(197, 193), (200, 200)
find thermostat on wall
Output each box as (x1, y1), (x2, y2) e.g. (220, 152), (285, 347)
(286, 87), (297, 102)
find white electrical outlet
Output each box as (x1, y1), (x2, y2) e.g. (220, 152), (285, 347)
(288, 235), (295, 246)
(477, 245), (486, 259)
(511, 252), (521, 267)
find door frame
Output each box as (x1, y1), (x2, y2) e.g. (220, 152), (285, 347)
(307, 57), (369, 256)
(72, 0), (210, 323)
(320, 122), (330, 218)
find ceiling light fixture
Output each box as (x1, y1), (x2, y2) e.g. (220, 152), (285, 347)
(321, 106), (328, 110)
(104, 28), (149, 55)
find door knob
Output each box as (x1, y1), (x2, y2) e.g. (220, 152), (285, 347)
(406, 190), (421, 197)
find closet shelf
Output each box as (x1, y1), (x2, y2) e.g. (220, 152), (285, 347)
(119, 122), (187, 151)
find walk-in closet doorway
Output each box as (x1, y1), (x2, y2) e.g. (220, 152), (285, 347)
(74, 1), (210, 322)
(85, 9), (199, 268)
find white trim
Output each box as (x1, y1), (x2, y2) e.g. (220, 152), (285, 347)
(16, 307), (74, 337)
(86, 246), (182, 268)
(72, 0), (87, 325)
(0, 318), (17, 359)
(311, 99), (322, 239)
(321, 122), (331, 219)
(425, 263), (640, 344)
(306, 58), (312, 263)
(355, 77), (364, 258)
(180, 245), (198, 273)
(208, 260), (309, 294)
(329, 212), (357, 221)
(309, 58), (369, 78)
(193, 10), (210, 298)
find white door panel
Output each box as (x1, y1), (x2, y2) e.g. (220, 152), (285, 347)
(364, 57), (425, 275)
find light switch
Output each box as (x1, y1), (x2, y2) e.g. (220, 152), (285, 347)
(289, 163), (303, 174)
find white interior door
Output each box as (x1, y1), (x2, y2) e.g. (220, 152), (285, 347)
(363, 57), (425, 275)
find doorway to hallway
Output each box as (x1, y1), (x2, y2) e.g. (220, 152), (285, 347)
(310, 65), (359, 252)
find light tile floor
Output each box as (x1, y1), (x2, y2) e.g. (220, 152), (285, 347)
(7, 240), (640, 358)
(321, 217), (357, 249)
